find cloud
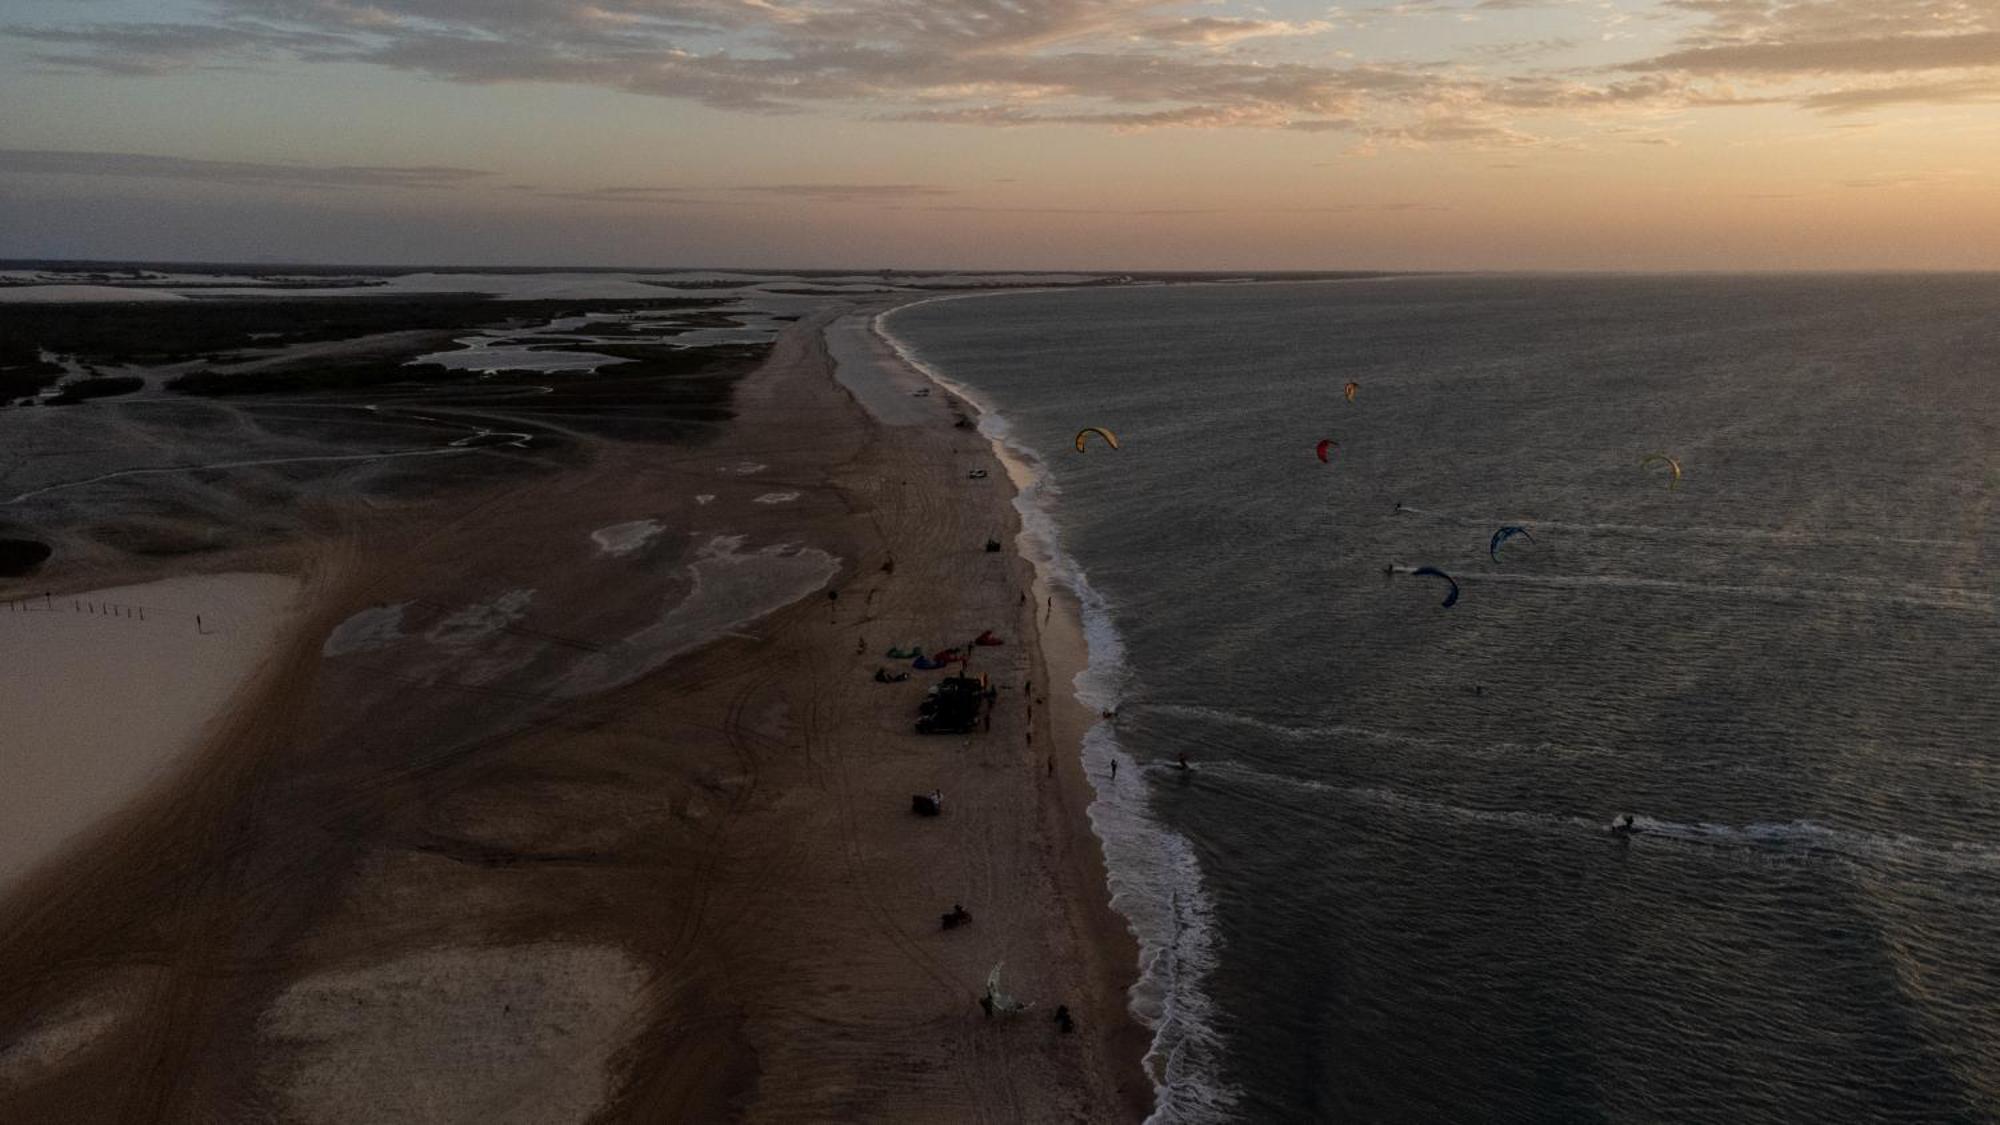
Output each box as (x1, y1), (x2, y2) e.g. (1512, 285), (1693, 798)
(1611, 2), (2000, 116)
(1368, 117), (1542, 147)
(1799, 77), (2000, 112)
(734, 183), (956, 201)
(1632, 31), (2000, 74)
(533, 181), (955, 204)
(531, 185), (716, 203)
(0, 148), (489, 189)
(897, 103), (1355, 131)
(0, 0), (1489, 140)
(912, 201), (1446, 215)
(5, 19), (347, 74)
(1133, 18), (1331, 46)
(12, 0), (2000, 142)
(1839, 171), (1967, 189)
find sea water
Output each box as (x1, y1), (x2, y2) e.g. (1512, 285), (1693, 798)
(884, 275), (2000, 1123)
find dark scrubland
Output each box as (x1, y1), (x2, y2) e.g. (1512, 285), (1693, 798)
(0, 294), (730, 371)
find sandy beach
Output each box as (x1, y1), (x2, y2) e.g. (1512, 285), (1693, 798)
(0, 573), (299, 892)
(0, 299), (1148, 1121)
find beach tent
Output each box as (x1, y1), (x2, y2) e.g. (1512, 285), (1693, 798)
(983, 963), (1029, 1016)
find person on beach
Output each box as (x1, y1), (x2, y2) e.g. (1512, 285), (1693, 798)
(1110, 758), (1117, 779)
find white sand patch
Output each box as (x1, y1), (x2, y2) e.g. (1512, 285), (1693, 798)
(589, 520), (666, 559)
(0, 987), (135, 1088)
(412, 345), (633, 375)
(559, 535), (837, 698)
(453, 643), (547, 687)
(0, 285), (187, 304)
(0, 574), (298, 891)
(694, 495), (716, 506)
(323, 602), (410, 657)
(259, 944), (651, 1125)
(752, 492), (801, 505)
(423, 590), (535, 650)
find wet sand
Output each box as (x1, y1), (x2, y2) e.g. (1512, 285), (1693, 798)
(0, 300), (1146, 1121)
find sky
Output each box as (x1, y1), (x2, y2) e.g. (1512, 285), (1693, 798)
(2, 0), (1999, 270)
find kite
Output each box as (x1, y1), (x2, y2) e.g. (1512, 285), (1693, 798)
(1640, 452), (1683, 491)
(1412, 566), (1461, 608)
(1489, 525), (1535, 563)
(1074, 427), (1119, 453)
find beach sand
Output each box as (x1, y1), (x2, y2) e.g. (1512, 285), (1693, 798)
(0, 301), (1147, 1121)
(0, 573), (299, 892)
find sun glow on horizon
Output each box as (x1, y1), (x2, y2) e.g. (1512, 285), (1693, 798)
(3, 0), (1999, 269)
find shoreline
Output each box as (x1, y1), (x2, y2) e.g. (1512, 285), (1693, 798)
(824, 297), (1158, 1118)
(864, 297), (1183, 1117)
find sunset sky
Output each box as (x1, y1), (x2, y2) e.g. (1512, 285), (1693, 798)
(3, 0), (1998, 269)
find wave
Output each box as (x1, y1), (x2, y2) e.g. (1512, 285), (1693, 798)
(1134, 702), (1610, 760)
(1454, 570), (1994, 614)
(876, 305), (1239, 1123)
(1392, 508), (1966, 550)
(1202, 761), (2000, 873)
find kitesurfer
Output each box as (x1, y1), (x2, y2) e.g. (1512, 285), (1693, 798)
(1074, 427), (1119, 452)
(1489, 525), (1535, 564)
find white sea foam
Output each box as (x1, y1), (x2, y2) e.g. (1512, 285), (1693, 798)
(1136, 703), (1608, 760)
(1395, 508), (1967, 551)
(878, 302), (1239, 1123)
(1462, 570), (1994, 614)
(1204, 761), (2000, 873)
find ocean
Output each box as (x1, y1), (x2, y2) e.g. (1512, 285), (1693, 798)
(881, 275), (2000, 1123)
